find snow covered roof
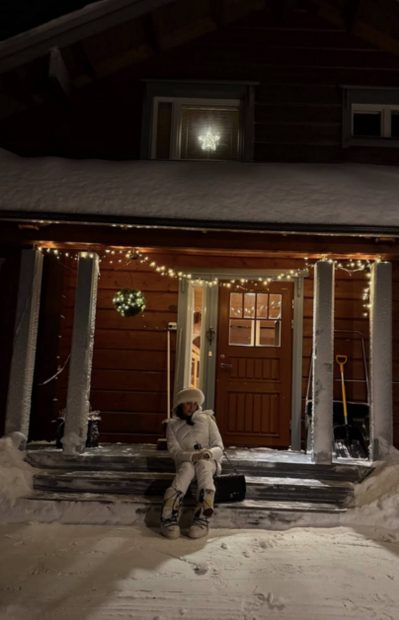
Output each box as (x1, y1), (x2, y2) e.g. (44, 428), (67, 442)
(1, 148), (399, 234)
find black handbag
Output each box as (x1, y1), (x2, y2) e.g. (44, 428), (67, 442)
(214, 452), (246, 503)
(214, 473), (246, 503)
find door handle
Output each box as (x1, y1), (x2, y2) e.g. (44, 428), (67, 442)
(220, 362), (233, 369)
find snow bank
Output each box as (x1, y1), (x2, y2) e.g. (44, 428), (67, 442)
(343, 442), (399, 531)
(0, 435), (34, 506)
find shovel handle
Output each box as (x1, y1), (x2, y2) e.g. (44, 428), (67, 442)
(336, 354), (348, 424)
(335, 354), (348, 366)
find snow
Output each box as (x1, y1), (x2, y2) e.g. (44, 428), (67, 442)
(342, 442), (399, 532)
(2, 148), (399, 230)
(0, 523), (398, 619)
(0, 435), (34, 506)
(1, 439), (399, 616)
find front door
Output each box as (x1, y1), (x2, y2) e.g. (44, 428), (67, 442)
(215, 281), (293, 448)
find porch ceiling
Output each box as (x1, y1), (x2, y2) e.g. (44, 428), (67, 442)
(2, 148), (399, 236)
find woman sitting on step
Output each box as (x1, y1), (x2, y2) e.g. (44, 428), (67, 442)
(160, 387), (224, 539)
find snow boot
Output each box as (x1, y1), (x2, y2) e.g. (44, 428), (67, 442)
(160, 488), (183, 539)
(188, 489), (215, 539)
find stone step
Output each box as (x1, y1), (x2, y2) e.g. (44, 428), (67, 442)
(33, 470), (354, 506)
(15, 491), (347, 528)
(26, 447), (371, 482)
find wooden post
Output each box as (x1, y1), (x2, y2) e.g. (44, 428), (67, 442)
(63, 253), (99, 454)
(369, 261), (393, 460)
(311, 260), (335, 464)
(5, 248), (43, 445)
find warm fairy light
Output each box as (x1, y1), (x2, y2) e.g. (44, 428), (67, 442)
(36, 246), (380, 313)
(305, 256), (378, 318)
(198, 129), (220, 151)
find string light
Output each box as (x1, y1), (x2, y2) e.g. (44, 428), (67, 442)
(304, 256), (380, 318)
(37, 246), (381, 315)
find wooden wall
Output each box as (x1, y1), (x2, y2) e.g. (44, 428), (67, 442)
(26, 250), (399, 449)
(3, 4), (399, 164)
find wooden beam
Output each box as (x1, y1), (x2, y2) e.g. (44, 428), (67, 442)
(48, 47), (71, 98)
(0, 0), (176, 75)
(1, 221), (398, 258)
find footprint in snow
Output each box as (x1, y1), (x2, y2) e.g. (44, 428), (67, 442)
(194, 563), (208, 575)
(266, 592), (285, 610)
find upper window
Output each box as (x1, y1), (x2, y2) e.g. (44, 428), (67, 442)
(141, 81), (256, 161)
(343, 87), (399, 147)
(153, 97), (241, 160)
(352, 104), (399, 139)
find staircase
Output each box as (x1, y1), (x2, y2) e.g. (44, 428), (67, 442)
(24, 444), (372, 529)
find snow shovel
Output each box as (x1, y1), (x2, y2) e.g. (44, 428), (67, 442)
(334, 354), (368, 458)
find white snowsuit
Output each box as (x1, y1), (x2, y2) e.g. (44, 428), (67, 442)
(166, 409), (224, 496)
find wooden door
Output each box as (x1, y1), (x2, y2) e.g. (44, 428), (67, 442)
(215, 282), (293, 448)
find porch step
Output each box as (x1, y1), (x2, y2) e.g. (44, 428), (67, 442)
(26, 446), (371, 482)
(16, 491), (346, 528)
(33, 469), (354, 507)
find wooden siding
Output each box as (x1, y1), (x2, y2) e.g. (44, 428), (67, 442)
(2, 4), (399, 163)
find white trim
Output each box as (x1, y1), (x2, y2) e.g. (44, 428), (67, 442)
(369, 261), (393, 460)
(5, 249), (43, 442)
(311, 261), (334, 464)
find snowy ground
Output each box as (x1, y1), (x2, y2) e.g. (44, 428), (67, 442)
(0, 523), (398, 620)
(2, 437), (399, 618)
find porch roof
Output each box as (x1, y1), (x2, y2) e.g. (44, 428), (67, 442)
(1, 148), (399, 235)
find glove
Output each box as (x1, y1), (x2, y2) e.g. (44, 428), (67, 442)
(192, 449), (212, 462)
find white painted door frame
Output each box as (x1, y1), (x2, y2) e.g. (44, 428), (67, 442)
(175, 268), (307, 451)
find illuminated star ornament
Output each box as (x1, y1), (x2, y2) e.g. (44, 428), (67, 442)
(198, 129), (220, 151)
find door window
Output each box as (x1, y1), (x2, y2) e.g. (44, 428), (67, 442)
(228, 291), (282, 347)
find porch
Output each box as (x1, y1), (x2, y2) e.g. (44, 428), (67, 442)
(19, 442), (372, 528)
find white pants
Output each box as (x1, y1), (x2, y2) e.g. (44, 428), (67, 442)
(171, 460), (217, 498)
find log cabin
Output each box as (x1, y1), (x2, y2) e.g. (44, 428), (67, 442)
(1, 0), (399, 465)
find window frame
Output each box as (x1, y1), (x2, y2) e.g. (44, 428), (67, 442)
(342, 86), (399, 148)
(141, 80), (256, 161)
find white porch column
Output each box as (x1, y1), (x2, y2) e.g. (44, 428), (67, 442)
(311, 260), (335, 464)
(369, 261), (393, 460)
(5, 248), (44, 444)
(63, 252), (99, 454)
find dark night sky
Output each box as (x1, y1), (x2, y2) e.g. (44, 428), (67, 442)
(0, 1), (100, 40)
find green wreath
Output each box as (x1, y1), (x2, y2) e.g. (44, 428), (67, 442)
(112, 289), (146, 317)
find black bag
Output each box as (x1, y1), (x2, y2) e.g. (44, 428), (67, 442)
(214, 473), (246, 503)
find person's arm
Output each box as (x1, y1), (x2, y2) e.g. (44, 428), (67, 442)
(207, 417), (224, 462)
(166, 423), (195, 464)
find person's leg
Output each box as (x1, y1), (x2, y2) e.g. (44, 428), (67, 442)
(160, 462), (195, 538)
(189, 460), (217, 539)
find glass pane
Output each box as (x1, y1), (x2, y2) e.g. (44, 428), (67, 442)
(256, 320), (281, 347)
(353, 112), (381, 137)
(268, 294), (282, 319)
(256, 293), (268, 319)
(190, 287), (203, 387)
(244, 293), (256, 318)
(229, 319), (253, 346)
(391, 111), (399, 138)
(229, 292), (242, 318)
(156, 102), (172, 159)
(180, 106), (240, 160)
